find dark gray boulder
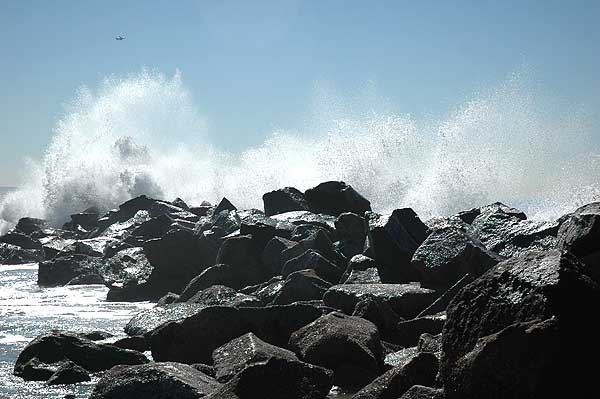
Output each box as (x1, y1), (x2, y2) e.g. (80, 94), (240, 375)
(177, 263), (263, 299)
(0, 242), (43, 264)
(340, 255), (381, 284)
(365, 209), (429, 283)
(185, 285), (261, 307)
(261, 236), (297, 274)
(271, 269), (331, 305)
(207, 357), (333, 399)
(46, 361), (90, 385)
(215, 234), (272, 286)
(113, 335), (149, 352)
(150, 303), (324, 364)
(125, 304), (205, 337)
(559, 202), (600, 280)
(0, 231), (43, 250)
(212, 332), (299, 382)
(412, 226), (503, 290)
(335, 212), (367, 258)
(38, 254), (105, 287)
(304, 181), (371, 217)
(323, 284), (437, 319)
(351, 352), (439, 399)
(288, 312), (383, 389)
(214, 197), (237, 214)
(440, 250), (600, 398)
(14, 217), (48, 235)
(14, 331), (148, 379)
(351, 295), (401, 342)
(89, 362), (222, 399)
(282, 249), (343, 284)
(262, 187), (309, 216)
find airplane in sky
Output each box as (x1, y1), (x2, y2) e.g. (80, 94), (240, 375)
(115, 36), (125, 41)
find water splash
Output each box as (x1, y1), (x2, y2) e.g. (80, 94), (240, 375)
(1, 70), (599, 233)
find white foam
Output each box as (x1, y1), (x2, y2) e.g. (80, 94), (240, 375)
(0, 70), (598, 232)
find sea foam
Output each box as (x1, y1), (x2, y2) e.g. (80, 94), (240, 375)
(1, 70), (598, 233)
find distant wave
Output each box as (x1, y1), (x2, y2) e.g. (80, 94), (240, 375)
(1, 70), (599, 234)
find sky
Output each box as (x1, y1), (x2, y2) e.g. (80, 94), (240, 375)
(1, 0), (599, 187)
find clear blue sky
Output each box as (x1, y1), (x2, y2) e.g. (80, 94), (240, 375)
(1, 0), (599, 186)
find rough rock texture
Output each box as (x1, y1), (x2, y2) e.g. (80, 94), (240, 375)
(215, 234), (272, 286)
(0, 242), (43, 264)
(282, 249), (343, 284)
(184, 285), (261, 307)
(335, 212), (367, 258)
(395, 313), (446, 347)
(212, 332), (299, 382)
(304, 181), (371, 217)
(263, 187), (309, 216)
(323, 284), (437, 319)
(46, 361), (91, 385)
(207, 357), (333, 399)
(351, 296), (401, 341)
(288, 312), (383, 388)
(125, 304), (205, 336)
(365, 209), (429, 283)
(440, 250), (600, 398)
(351, 352), (439, 399)
(271, 269), (331, 305)
(261, 236), (297, 274)
(150, 303), (324, 364)
(558, 202), (600, 280)
(412, 226), (503, 290)
(399, 385), (445, 399)
(89, 362), (222, 399)
(340, 255), (381, 284)
(416, 274), (473, 317)
(37, 255), (105, 287)
(14, 332), (148, 379)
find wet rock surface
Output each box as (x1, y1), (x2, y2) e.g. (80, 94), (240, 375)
(4, 183), (599, 398)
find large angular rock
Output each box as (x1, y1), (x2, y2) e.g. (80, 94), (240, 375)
(150, 303), (324, 364)
(212, 332), (298, 382)
(559, 202), (600, 280)
(185, 285), (261, 307)
(89, 362), (222, 399)
(351, 295), (401, 341)
(125, 304), (205, 336)
(280, 229), (342, 268)
(351, 352), (439, 399)
(282, 249), (343, 284)
(141, 228), (219, 299)
(207, 357), (333, 399)
(14, 332), (148, 379)
(271, 269), (331, 305)
(105, 247), (154, 301)
(37, 254), (105, 286)
(470, 202), (558, 258)
(288, 312), (383, 388)
(261, 236), (297, 274)
(440, 250), (600, 398)
(46, 361), (91, 385)
(262, 187), (309, 216)
(0, 242), (43, 264)
(335, 212), (367, 258)
(323, 284), (437, 319)
(177, 263), (263, 300)
(412, 226), (503, 290)
(399, 385), (445, 399)
(304, 181), (371, 217)
(14, 217), (48, 235)
(215, 234), (272, 286)
(365, 209), (429, 283)
(0, 231), (43, 250)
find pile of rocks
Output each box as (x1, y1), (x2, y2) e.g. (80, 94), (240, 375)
(3, 181), (598, 398)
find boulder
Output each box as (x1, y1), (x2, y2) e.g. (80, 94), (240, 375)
(215, 234), (272, 286)
(113, 336), (149, 352)
(262, 187), (309, 216)
(141, 228), (219, 299)
(105, 247), (154, 301)
(14, 332), (148, 379)
(215, 197), (237, 214)
(384, 347), (419, 369)
(125, 304), (205, 337)
(79, 331), (113, 341)
(185, 285), (261, 307)
(440, 250), (600, 398)
(261, 236), (297, 274)
(89, 362), (222, 399)
(157, 292), (180, 306)
(304, 181), (371, 217)
(412, 226), (503, 290)
(0, 231), (43, 250)
(14, 217), (48, 235)
(177, 263), (263, 299)
(282, 249), (343, 284)
(335, 212), (367, 258)
(323, 284), (437, 319)
(241, 276), (285, 304)
(212, 332), (298, 382)
(343, 268), (382, 284)
(0, 242), (43, 264)
(46, 361), (91, 385)
(271, 269), (331, 305)
(288, 312), (383, 388)
(365, 209), (429, 283)
(559, 202), (600, 280)
(351, 295), (401, 342)
(351, 352), (439, 399)
(150, 303), (324, 364)
(37, 254), (105, 287)
(416, 274), (473, 317)
(340, 255), (380, 283)
(280, 229), (342, 269)
(15, 357), (63, 381)
(207, 357), (332, 399)
(394, 313), (446, 347)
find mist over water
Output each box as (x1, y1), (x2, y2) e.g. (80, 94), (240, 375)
(1, 70), (599, 233)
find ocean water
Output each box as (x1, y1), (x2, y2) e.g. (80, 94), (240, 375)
(0, 264), (153, 398)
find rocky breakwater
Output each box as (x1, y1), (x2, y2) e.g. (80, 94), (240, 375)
(3, 180), (598, 398)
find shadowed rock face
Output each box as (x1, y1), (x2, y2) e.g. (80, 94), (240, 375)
(440, 249), (600, 398)
(559, 202), (600, 280)
(14, 332), (148, 380)
(304, 181), (371, 217)
(288, 312), (383, 389)
(89, 362), (222, 399)
(262, 187), (309, 216)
